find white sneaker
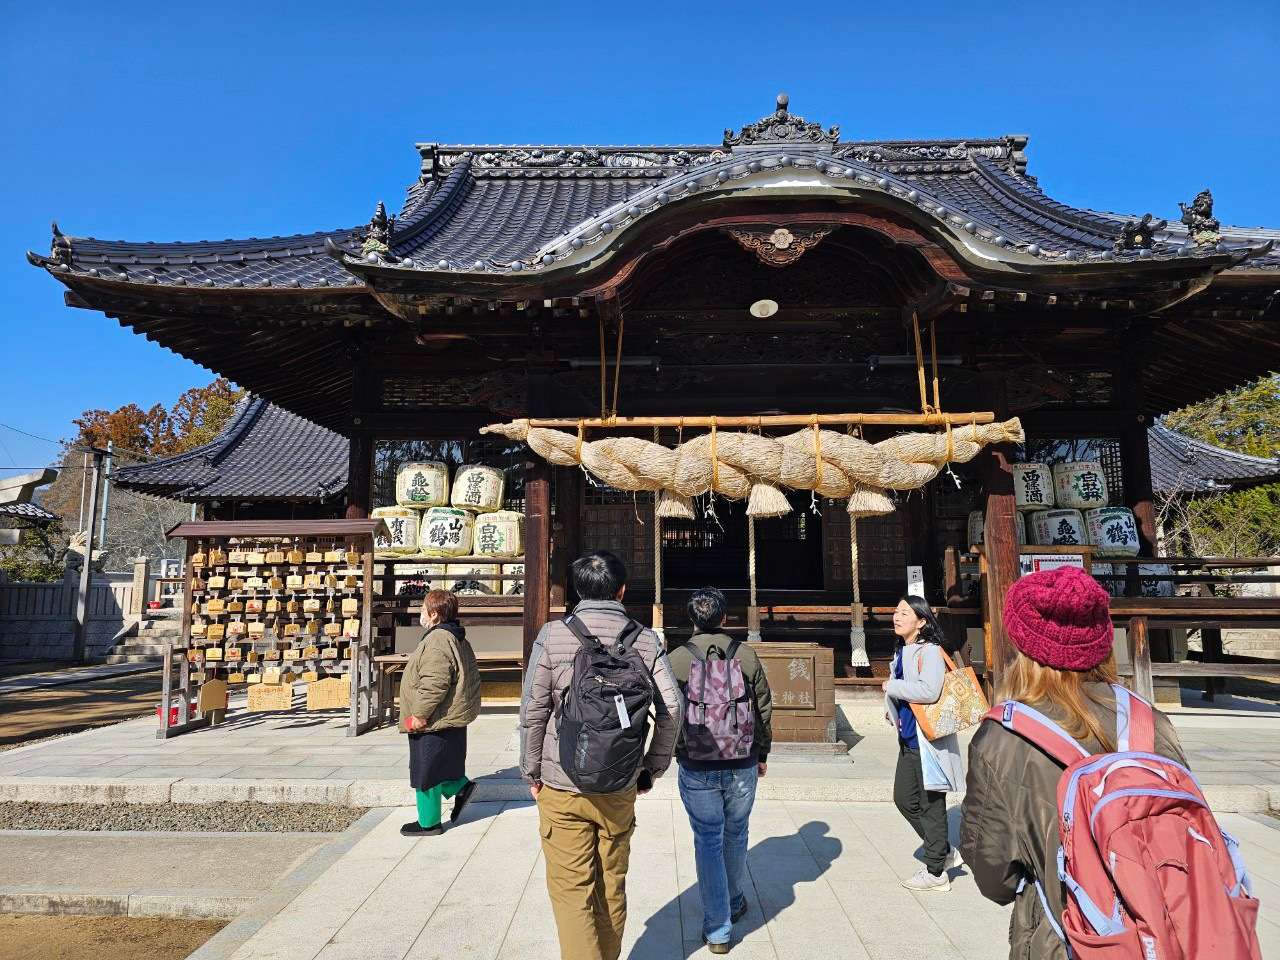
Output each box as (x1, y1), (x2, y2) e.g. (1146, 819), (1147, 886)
(945, 847), (963, 870)
(902, 867), (951, 892)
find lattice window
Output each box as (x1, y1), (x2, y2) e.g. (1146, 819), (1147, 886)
(823, 501), (907, 595)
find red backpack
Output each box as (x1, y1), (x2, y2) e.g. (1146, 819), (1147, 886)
(986, 685), (1261, 959)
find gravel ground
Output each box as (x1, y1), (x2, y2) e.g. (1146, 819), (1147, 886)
(0, 915), (225, 960)
(0, 801), (368, 832)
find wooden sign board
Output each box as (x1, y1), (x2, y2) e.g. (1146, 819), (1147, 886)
(758, 653), (818, 711)
(248, 683), (293, 711)
(197, 679), (228, 713)
(306, 677), (351, 711)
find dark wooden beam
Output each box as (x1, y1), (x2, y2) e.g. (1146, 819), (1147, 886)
(979, 373), (1019, 689)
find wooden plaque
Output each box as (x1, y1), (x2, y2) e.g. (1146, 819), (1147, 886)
(248, 683), (293, 711)
(306, 677), (351, 711)
(198, 679), (227, 712)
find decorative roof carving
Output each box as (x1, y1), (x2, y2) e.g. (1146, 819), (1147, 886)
(723, 94), (839, 151)
(722, 225), (836, 268)
(1180, 189), (1221, 245)
(1112, 213), (1166, 252)
(362, 201), (394, 257)
(442, 147), (715, 171)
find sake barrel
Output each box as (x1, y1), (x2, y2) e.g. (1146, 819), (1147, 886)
(451, 465), (505, 513)
(1138, 563), (1174, 598)
(447, 562), (500, 596)
(396, 563), (446, 598)
(372, 506), (419, 555)
(1086, 507), (1140, 558)
(474, 510), (524, 558)
(1091, 562), (1122, 598)
(1053, 461), (1109, 510)
(395, 461), (450, 508)
(1012, 462), (1054, 512)
(1030, 508), (1086, 547)
(967, 511), (1027, 547)
(502, 563), (525, 596)
(420, 506), (474, 558)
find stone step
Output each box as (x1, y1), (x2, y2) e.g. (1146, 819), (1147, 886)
(102, 653), (164, 664)
(112, 643), (171, 656)
(136, 628), (184, 640)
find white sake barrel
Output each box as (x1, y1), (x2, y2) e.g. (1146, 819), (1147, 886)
(1030, 508), (1087, 547)
(372, 506), (419, 555)
(451, 465), (505, 513)
(1091, 562), (1122, 598)
(1139, 563), (1174, 598)
(474, 510), (524, 558)
(967, 511), (1027, 548)
(447, 562), (500, 596)
(1086, 507), (1140, 558)
(1012, 463), (1054, 512)
(420, 507), (474, 558)
(395, 461), (450, 508)
(1054, 461), (1109, 510)
(502, 563), (525, 596)
(396, 563), (446, 598)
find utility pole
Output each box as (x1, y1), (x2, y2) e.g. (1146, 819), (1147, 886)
(98, 441), (113, 548)
(73, 448), (106, 663)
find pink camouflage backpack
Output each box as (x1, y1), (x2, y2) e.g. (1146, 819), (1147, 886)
(683, 640), (755, 762)
(985, 684), (1261, 959)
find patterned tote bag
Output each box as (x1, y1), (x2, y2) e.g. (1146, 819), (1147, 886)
(910, 649), (989, 741)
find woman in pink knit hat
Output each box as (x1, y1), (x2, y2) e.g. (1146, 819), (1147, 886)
(958, 565), (1188, 960)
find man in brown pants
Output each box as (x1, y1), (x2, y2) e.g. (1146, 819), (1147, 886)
(520, 550), (682, 960)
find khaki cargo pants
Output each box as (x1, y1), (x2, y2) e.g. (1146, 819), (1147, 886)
(536, 784), (638, 960)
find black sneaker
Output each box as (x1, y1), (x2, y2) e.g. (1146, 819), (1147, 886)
(702, 934), (730, 955)
(450, 780), (477, 823)
(731, 900), (749, 923)
(400, 821), (445, 837)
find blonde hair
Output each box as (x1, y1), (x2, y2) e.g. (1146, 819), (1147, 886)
(998, 649), (1121, 752)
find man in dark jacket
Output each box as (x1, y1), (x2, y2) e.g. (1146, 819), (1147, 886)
(666, 586), (773, 955)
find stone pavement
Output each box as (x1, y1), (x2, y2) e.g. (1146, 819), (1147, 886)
(193, 798), (1280, 960)
(0, 690), (1277, 810)
(0, 661), (156, 694)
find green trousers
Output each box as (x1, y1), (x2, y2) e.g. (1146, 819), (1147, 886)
(416, 777), (469, 828)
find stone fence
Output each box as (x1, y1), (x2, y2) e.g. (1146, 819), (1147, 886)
(0, 558), (148, 661)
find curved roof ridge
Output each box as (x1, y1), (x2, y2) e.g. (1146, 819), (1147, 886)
(56, 225), (363, 261)
(969, 157), (1120, 247)
(390, 155), (475, 250)
(1152, 420), (1280, 468)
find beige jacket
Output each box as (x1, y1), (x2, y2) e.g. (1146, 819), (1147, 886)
(519, 599), (683, 792)
(398, 622), (482, 734)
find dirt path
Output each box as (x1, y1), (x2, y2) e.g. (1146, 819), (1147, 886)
(0, 915), (224, 960)
(0, 669), (161, 750)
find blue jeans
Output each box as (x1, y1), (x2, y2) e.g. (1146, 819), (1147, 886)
(678, 764), (759, 944)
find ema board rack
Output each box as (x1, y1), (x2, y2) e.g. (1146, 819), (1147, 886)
(160, 519), (389, 738)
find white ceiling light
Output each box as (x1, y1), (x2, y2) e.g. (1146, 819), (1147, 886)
(749, 299), (779, 318)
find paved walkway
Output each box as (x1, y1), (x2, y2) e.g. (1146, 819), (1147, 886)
(193, 799), (1280, 960)
(0, 691), (1276, 810)
(0, 662), (156, 695)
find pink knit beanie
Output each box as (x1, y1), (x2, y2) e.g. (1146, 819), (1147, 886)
(1002, 566), (1113, 671)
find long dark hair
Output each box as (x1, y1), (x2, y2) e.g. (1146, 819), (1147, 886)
(896, 594), (949, 652)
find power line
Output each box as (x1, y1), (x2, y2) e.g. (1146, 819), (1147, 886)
(0, 422), (62, 445)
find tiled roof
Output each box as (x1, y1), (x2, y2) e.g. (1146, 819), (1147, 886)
(30, 102), (1276, 290)
(113, 396), (347, 502)
(1149, 422), (1280, 495)
(0, 502), (60, 524)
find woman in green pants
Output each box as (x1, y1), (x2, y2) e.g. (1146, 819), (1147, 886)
(399, 589), (482, 836)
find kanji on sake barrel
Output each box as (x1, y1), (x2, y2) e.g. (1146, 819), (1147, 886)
(1086, 506), (1140, 557)
(372, 506), (420, 555)
(447, 562), (501, 596)
(451, 465), (505, 513)
(395, 461), (450, 508)
(474, 510), (524, 558)
(1053, 461), (1109, 509)
(420, 506), (475, 558)
(1012, 463), (1054, 512)
(1030, 508), (1087, 547)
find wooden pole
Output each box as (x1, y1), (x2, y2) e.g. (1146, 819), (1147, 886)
(978, 375), (1019, 689)
(522, 412), (999, 430)
(344, 432), (371, 520)
(523, 457), (552, 668)
(1129, 616), (1154, 703)
(551, 467), (583, 610)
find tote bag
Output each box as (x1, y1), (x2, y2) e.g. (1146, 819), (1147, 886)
(910, 648), (989, 741)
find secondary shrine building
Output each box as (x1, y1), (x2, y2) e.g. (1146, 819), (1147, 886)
(32, 96), (1280, 692)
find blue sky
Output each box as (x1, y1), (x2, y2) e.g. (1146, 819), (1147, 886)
(1, 1), (1277, 467)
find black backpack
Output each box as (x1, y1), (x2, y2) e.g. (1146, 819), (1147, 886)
(555, 614), (654, 794)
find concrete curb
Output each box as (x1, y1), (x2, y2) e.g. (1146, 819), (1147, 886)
(2, 775), (1277, 812)
(0, 887), (256, 920)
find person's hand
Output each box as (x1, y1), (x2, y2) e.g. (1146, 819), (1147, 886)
(636, 769), (654, 795)
(880, 680), (890, 693)
(529, 780), (542, 800)
(405, 715), (420, 731)
(757, 762), (767, 778)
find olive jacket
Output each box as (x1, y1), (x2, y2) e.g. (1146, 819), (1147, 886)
(958, 683), (1187, 960)
(398, 621), (482, 734)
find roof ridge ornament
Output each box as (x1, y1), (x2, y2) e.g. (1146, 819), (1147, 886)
(724, 93), (840, 152)
(1112, 212), (1167, 252)
(1179, 189), (1221, 246)
(362, 201), (395, 258)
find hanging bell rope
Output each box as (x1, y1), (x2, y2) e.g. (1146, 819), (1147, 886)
(747, 516), (762, 643)
(651, 427), (665, 646)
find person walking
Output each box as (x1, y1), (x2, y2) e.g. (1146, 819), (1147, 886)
(882, 595), (964, 892)
(960, 566), (1192, 960)
(666, 586), (772, 955)
(399, 589), (482, 837)
(520, 550), (683, 960)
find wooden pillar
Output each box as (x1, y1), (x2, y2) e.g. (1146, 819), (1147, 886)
(1129, 615), (1154, 703)
(903, 485), (936, 598)
(1201, 627), (1224, 701)
(979, 373), (1019, 688)
(1118, 363), (1158, 554)
(523, 457), (552, 666)
(344, 432), (371, 520)
(551, 467), (583, 610)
